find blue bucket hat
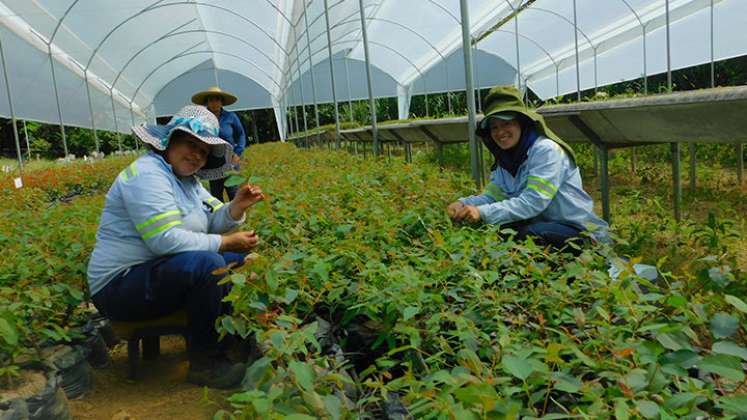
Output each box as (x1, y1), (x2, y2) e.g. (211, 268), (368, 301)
(131, 105), (233, 180)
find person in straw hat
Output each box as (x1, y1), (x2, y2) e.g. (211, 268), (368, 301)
(87, 105), (263, 388)
(447, 85), (609, 249)
(192, 86), (247, 202)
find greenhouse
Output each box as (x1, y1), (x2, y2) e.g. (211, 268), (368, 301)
(1, 0), (747, 418)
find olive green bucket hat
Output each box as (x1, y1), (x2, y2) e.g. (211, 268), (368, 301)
(477, 85), (576, 162)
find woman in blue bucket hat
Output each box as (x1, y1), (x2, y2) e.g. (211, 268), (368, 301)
(87, 105), (263, 388)
(447, 85), (609, 249)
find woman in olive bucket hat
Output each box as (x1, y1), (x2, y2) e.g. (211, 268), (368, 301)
(447, 85), (609, 249)
(192, 86), (247, 202)
(87, 105), (264, 389)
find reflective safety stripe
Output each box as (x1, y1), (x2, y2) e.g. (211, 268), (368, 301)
(483, 183), (505, 201)
(119, 161), (139, 182)
(136, 210), (182, 239)
(205, 197), (224, 212)
(527, 176), (557, 199)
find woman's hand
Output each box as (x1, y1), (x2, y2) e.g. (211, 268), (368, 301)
(448, 201), (481, 223)
(219, 230), (259, 252)
(229, 184), (264, 220)
(447, 201), (465, 219)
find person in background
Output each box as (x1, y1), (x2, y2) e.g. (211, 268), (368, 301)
(192, 86), (247, 202)
(447, 85), (609, 249)
(87, 105), (263, 389)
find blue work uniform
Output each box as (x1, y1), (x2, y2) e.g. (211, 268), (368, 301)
(459, 136), (610, 244)
(87, 152), (246, 351)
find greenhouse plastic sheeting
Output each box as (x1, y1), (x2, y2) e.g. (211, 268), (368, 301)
(0, 0), (745, 138)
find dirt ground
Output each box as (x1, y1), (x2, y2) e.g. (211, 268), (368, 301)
(68, 336), (232, 420)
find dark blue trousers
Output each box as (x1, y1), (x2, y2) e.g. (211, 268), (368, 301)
(209, 178), (238, 202)
(92, 251), (244, 352)
(507, 221), (587, 251)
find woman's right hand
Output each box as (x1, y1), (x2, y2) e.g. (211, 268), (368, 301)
(219, 230), (260, 252)
(447, 201), (465, 220)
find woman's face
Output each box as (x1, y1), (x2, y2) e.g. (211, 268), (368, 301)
(206, 96), (223, 114)
(165, 133), (210, 177)
(489, 117), (522, 150)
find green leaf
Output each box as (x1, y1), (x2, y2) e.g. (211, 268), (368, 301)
(712, 340), (747, 361)
(220, 317), (235, 334)
(664, 393), (696, 410)
(634, 400), (660, 419)
(402, 306), (419, 321)
(718, 395), (747, 416)
(502, 355), (534, 381)
(0, 318), (18, 346)
(552, 372), (582, 393)
(289, 360), (315, 391)
(660, 349), (700, 369)
(283, 288), (299, 304)
(725, 294), (747, 314)
(283, 415), (316, 420)
(224, 174), (247, 187)
(699, 354), (745, 381)
(322, 395), (343, 420)
(656, 332), (692, 351)
(710, 312), (739, 339)
(614, 399), (630, 420)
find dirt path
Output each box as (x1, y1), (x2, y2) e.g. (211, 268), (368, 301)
(68, 336), (232, 420)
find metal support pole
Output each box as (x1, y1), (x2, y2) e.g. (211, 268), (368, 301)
(344, 56), (354, 123)
(459, 0), (481, 189)
(110, 90), (122, 152)
(358, 0), (379, 155)
(600, 144), (610, 223)
(302, 1), (321, 144)
(689, 142), (696, 194)
(23, 120), (30, 159)
(130, 104), (139, 151)
(572, 0), (581, 101)
(665, 0), (672, 92)
(445, 62), (452, 115)
(323, 0), (341, 148)
(0, 35), (23, 175)
(84, 72), (100, 153)
(737, 143), (744, 184)
(593, 50), (598, 93)
(474, 45), (481, 113)
(424, 77), (430, 117)
(671, 142), (681, 221)
(710, 0), (715, 88)
(294, 28), (309, 148)
(48, 47), (69, 156)
(513, 7), (521, 90)
(643, 25), (648, 94)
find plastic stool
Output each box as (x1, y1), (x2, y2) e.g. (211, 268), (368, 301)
(109, 310), (189, 379)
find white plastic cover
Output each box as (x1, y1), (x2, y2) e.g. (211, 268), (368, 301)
(0, 0), (744, 138)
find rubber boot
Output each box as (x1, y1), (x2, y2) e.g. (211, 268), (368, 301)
(186, 350), (246, 389)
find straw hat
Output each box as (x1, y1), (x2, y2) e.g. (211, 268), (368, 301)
(191, 86), (238, 106)
(131, 105), (234, 180)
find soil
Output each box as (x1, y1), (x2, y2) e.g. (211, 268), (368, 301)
(0, 370), (46, 401)
(68, 336), (233, 420)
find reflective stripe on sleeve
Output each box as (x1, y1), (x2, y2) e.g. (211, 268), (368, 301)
(483, 183), (505, 201)
(136, 210), (182, 240)
(206, 197), (225, 212)
(119, 161), (139, 182)
(527, 176), (558, 199)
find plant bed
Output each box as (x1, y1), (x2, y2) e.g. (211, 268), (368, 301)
(0, 362), (71, 420)
(41, 345), (93, 400)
